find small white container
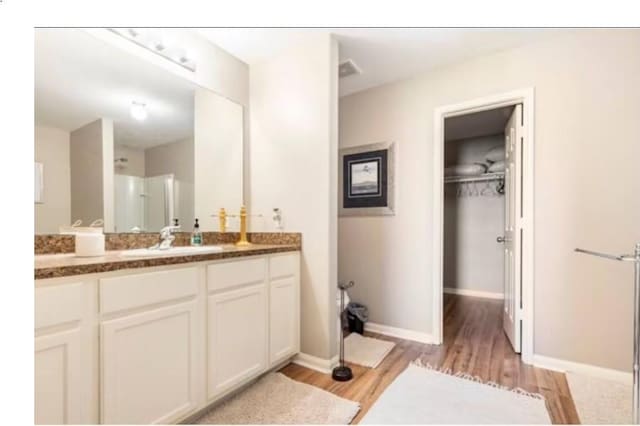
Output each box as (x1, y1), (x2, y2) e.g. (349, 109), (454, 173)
(75, 233), (105, 257)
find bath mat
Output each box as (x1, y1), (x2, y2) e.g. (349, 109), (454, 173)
(360, 360), (550, 424)
(344, 333), (396, 368)
(567, 372), (631, 424)
(195, 372), (360, 424)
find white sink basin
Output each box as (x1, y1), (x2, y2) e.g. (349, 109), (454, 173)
(119, 246), (224, 257)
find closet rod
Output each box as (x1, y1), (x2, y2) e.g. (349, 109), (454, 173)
(444, 172), (504, 184)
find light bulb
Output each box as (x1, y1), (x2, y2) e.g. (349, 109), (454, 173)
(130, 102), (147, 121)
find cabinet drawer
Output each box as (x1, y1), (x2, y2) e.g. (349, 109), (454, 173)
(100, 268), (198, 315)
(207, 258), (266, 292)
(35, 282), (86, 330)
(269, 253), (299, 279)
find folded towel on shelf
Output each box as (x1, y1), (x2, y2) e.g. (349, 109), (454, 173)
(444, 163), (487, 177)
(488, 160), (505, 173)
(485, 146), (505, 163)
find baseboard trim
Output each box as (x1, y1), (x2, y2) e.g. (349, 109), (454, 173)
(365, 322), (435, 344)
(444, 287), (504, 300)
(532, 354), (632, 384)
(292, 352), (339, 375)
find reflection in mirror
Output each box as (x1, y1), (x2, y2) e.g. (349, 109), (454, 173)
(34, 28), (243, 234)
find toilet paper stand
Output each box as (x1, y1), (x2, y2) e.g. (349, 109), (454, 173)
(333, 280), (355, 382)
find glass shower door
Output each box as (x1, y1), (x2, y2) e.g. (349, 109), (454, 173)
(144, 174), (175, 232)
(114, 175), (145, 233)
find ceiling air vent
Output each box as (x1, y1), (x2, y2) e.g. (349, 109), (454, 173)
(339, 59), (361, 78)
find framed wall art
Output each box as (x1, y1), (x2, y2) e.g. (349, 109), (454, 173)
(339, 141), (395, 216)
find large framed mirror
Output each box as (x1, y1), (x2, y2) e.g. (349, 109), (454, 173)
(34, 28), (243, 234)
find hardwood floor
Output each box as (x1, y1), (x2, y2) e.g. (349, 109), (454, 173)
(280, 293), (580, 424)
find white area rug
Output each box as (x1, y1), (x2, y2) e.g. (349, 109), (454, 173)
(344, 333), (396, 368)
(567, 372), (632, 424)
(196, 372), (360, 424)
(360, 361), (551, 424)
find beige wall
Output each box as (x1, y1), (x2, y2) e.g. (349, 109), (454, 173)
(145, 138), (194, 182)
(444, 135), (504, 295)
(34, 125), (71, 234)
(145, 138), (194, 229)
(250, 34), (339, 360)
(339, 29), (640, 371)
(114, 145), (145, 177)
(70, 118), (114, 230)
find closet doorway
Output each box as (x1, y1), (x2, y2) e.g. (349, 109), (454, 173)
(432, 89), (534, 364)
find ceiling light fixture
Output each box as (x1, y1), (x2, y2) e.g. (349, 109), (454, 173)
(108, 28), (197, 72)
(130, 101), (148, 121)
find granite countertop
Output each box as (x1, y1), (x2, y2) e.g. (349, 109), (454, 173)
(35, 243), (300, 280)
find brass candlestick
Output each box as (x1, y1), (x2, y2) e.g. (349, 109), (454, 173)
(210, 208), (228, 233)
(218, 208), (227, 233)
(236, 206), (251, 247)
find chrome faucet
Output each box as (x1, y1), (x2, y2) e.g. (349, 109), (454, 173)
(150, 225), (181, 250)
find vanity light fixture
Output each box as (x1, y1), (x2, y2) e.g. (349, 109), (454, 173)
(130, 101), (148, 121)
(108, 28), (197, 72)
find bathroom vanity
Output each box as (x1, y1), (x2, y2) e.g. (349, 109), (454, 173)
(34, 245), (300, 424)
(33, 28), (301, 424)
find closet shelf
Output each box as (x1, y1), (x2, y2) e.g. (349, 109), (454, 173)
(444, 172), (505, 184)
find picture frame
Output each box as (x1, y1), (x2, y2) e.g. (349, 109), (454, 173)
(339, 141), (395, 216)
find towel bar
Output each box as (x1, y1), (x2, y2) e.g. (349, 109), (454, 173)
(575, 243), (640, 424)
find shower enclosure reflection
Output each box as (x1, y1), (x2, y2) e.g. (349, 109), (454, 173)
(115, 174), (181, 233)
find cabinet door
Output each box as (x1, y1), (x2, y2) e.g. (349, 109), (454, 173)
(269, 276), (300, 366)
(101, 301), (199, 424)
(268, 253), (300, 367)
(35, 282), (94, 425)
(35, 330), (83, 425)
(208, 284), (267, 399)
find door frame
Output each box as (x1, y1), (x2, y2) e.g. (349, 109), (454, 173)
(431, 88), (535, 364)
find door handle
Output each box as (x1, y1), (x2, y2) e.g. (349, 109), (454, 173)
(497, 236), (511, 243)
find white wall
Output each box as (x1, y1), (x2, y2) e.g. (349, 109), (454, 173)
(194, 89), (244, 231)
(34, 125), (71, 233)
(444, 135), (504, 295)
(339, 29), (640, 371)
(101, 119), (114, 232)
(249, 34), (339, 360)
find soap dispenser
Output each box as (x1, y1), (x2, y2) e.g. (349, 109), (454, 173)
(191, 218), (202, 246)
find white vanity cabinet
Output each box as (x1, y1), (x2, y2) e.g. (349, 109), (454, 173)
(268, 253), (301, 366)
(35, 282), (97, 425)
(206, 258), (268, 399)
(34, 250), (300, 425)
(98, 267), (203, 425)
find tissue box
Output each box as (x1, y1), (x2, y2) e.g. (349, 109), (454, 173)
(75, 233), (105, 257)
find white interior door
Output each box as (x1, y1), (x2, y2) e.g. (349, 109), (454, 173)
(502, 104), (523, 353)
